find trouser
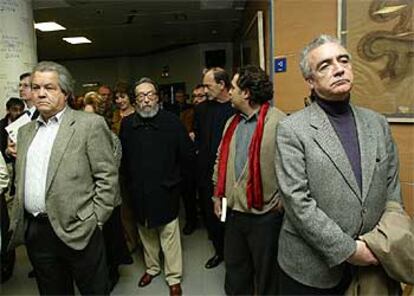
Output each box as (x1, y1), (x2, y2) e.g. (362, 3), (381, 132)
(25, 215), (108, 295)
(198, 183), (224, 257)
(279, 266), (353, 295)
(181, 174), (198, 226)
(102, 206), (132, 274)
(138, 218), (182, 286)
(0, 193), (15, 283)
(224, 209), (283, 295)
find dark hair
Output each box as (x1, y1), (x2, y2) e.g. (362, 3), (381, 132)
(192, 84), (204, 92)
(133, 77), (159, 95)
(235, 65), (273, 105)
(6, 97), (25, 110)
(206, 67), (231, 90)
(113, 81), (134, 104)
(19, 72), (31, 81)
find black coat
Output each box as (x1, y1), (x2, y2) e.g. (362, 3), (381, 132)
(193, 100), (235, 186)
(120, 110), (195, 228)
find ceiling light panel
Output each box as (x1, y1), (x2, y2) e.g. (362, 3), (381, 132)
(35, 21), (66, 32)
(62, 37), (92, 44)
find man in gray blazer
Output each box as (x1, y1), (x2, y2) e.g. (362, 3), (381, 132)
(9, 61), (118, 295)
(276, 35), (402, 295)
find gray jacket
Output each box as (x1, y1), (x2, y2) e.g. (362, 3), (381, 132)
(275, 102), (401, 288)
(9, 108), (118, 250)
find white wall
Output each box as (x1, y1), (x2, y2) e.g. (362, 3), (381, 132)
(0, 0), (37, 117)
(60, 42), (234, 96)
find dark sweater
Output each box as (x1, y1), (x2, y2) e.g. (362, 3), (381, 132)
(316, 96), (362, 192)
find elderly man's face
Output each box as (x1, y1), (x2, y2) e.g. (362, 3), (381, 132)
(135, 82), (159, 118)
(203, 71), (222, 100)
(31, 71), (67, 120)
(307, 42), (353, 101)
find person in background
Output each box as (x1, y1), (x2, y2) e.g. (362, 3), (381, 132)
(9, 61), (118, 295)
(83, 91), (132, 291)
(0, 147), (10, 283)
(193, 67), (235, 269)
(111, 81), (135, 135)
(0, 98), (25, 283)
(276, 35), (402, 295)
(98, 84), (115, 126)
(212, 65), (286, 295)
(192, 84), (207, 105)
(0, 98), (25, 161)
(175, 89), (198, 235)
(110, 81), (138, 255)
(120, 77), (195, 296)
(19, 72), (38, 120)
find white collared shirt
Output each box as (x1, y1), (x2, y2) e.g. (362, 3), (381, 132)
(24, 109), (66, 216)
(24, 105), (36, 118)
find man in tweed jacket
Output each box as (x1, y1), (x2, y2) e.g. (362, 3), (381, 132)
(275, 35), (402, 294)
(9, 61), (117, 295)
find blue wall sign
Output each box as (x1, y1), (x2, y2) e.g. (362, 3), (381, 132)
(274, 57), (287, 73)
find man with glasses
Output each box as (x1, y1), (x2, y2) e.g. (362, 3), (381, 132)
(119, 77), (195, 296)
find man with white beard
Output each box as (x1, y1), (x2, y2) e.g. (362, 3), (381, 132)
(119, 77), (195, 296)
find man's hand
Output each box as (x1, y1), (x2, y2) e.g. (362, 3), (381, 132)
(347, 240), (379, 266)
(213, 198), (222, 219)
(6, 138), (17, 158)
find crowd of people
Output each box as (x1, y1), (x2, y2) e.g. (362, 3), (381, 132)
(0, 34), (408, 296)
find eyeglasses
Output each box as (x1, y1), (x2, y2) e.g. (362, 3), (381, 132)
(136, 91), (157, 101)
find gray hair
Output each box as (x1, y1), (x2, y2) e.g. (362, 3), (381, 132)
(32, 61), (74, 97)
(299, 35), (349, 79)
(133, 77), (159, 95)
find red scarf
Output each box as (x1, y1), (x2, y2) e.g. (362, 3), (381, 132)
(214, 101), (270, 210)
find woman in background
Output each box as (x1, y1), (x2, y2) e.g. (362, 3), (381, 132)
(110, 82), (139, 253)
(83, 91), (132, 291)
(111, 81), (135, 135)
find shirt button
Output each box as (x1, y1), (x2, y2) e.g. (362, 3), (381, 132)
(362, 207), (367, 214)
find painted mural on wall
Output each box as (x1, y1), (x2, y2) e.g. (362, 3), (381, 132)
(357, 0), (413, 81)
(347, 0), (414, 116)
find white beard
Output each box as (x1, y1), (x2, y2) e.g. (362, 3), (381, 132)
(136, 104), (159, 118)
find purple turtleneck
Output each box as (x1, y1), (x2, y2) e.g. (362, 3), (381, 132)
(316, 95), (362, 192)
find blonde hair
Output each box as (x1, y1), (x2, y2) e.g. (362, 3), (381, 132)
(83, 91), (106, 116)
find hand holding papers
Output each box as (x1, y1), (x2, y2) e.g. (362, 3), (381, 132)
(5, 113), (30, 143)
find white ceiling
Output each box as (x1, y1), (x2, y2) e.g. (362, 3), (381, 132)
(33, 0), (248, 60)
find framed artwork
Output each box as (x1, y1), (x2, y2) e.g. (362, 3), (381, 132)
(339, 0), (414, 122)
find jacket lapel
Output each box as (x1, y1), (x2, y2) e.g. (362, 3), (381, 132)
(352, 106), (377, 201)
(45, 108), (76, 193)
(310, 103), (361, 200)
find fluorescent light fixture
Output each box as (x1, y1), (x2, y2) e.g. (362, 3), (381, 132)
(62, 37), (92, 44)
(34, 22), (66, 32)
(373, 4), (407, 15)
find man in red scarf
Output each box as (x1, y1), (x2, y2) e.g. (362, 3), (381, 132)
(212, 65), (285, 295)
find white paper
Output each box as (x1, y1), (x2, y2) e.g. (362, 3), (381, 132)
(5, 113), (31, 143)
(220, 197), (227, 222)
